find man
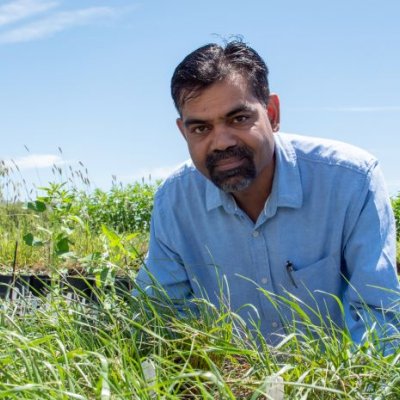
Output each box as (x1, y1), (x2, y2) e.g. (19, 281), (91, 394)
(136, 40), (399, 348)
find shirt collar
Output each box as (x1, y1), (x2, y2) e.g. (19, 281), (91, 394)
(206, 178), (236, 213)
(205, 132), (303, 213)
(269, 132), (303, 210)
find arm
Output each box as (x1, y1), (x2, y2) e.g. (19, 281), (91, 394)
(343, 162), (399, 352)
(134, 204), (197, 316)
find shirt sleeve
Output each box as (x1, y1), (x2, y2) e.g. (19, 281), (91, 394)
(342, 161), (400, 353)
(134, 199), (196, 315)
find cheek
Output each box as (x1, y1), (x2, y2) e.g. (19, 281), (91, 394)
(258, 137), (275, 165)
(188, 147), (212, 178)
(187, 142), (207, 168)
(187, 140), (205, 157)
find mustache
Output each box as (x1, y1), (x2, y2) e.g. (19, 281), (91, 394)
(205, 146), (254, 170)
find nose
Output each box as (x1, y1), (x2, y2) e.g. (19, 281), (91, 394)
(211, 124), (238, 151)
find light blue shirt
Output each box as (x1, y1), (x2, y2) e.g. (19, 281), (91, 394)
(136, 133), (399, 347)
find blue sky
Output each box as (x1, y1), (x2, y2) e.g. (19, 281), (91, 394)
(1, 0), (399, 199)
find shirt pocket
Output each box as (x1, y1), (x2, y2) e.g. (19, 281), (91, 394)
(281, 255), (344, 330)
(290, 255), (341, 292)
(288, 255), (343, 310)
(284, 256), (343, 326)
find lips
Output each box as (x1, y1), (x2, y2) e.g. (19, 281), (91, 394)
(213, 156), (246, 172)
(206, 146), (253, 172)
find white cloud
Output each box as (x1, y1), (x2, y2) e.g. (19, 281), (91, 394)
(4, 154), (66, 170)
(0, 0), (57, 27)
(0, 5), (118, 44)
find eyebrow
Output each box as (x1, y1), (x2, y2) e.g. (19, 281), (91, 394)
(183, 104), (255, 128)
(183, 118), (207, 128)
(226, 104), (255, 118)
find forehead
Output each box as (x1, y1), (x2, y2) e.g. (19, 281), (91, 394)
(180, 76), (261, 119)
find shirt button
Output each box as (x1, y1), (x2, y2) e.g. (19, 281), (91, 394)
(271, 321), (278, 328)
(252, 230), (259, 237)
(261, 277), (268, 284)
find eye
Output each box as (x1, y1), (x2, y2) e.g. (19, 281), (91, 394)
(232, 115), (249, 124)
(191, 125), (210, 135)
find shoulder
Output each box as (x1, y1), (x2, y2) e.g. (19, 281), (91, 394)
(277, 133), (378, 175)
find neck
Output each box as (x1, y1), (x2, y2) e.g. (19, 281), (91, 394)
(232, 157), (275, 223)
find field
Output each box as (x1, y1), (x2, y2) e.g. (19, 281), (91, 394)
(1, 163), (400, 399)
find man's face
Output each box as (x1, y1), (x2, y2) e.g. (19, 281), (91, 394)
(177, 75), (279, 193)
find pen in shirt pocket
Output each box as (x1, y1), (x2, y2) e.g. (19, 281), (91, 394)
(286, 260), (298, 288)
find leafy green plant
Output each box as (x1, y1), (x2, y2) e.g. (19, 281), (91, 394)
(0, 180), (157, 272)
(80, 182), (158, 234)
(392, 193), (400, 241)
(390, 193), (400, 268)
(22, 183), (83, 268)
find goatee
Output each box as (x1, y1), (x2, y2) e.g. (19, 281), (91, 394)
(205, 146), (256, 192)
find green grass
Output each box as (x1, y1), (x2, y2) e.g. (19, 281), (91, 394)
(0, 284), (399, 399)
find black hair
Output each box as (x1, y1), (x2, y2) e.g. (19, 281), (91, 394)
(171, 40), (270, 114)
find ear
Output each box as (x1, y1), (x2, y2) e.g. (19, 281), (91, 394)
(267, 94), (280, 132)
(176, 118), (187, 141)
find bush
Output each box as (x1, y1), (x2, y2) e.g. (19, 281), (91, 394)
(28, 181), (158, 235)
(80, 182), (157, 234)
(392, 193), (400, 241)
(0, 181), (158, 271)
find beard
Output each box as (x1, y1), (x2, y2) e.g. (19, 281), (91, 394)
(205, 146), (256, 192)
